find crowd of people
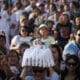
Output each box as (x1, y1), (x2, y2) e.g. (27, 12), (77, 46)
(0, 0), (80, 80)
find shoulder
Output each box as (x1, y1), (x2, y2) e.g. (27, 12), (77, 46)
(51, 71), (59, 80)
(12, 35), (20, 39)
(25, 76), (34, 80)
(24, 5), (32, 12)
(64, 41), (77, 49)
(44, 77), (51, 80)
(11, 35), (20, 43)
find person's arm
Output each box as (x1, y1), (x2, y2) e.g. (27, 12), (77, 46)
(49, 67), (54, 77)
(10, 35), (20, 51)
(10, 43), (20, 50)
(20, 67), (27, 80)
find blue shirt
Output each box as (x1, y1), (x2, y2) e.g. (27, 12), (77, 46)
(25, 76), (51, 80)
(64, 41), (79, 55)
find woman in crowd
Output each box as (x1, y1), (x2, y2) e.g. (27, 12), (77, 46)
(61, 55), (80, 80)
(7, 50), (20, 79)
(10, 25), (32, 52)
(0, 45), (7, 80)
(49, 43), (64, 80)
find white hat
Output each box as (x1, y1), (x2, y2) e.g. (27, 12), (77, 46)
(39, 24), (47, 30)
(22, 45), (55, 68)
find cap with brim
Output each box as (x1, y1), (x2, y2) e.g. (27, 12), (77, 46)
(39, 24), (48, 30)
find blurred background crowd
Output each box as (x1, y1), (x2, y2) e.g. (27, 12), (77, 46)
(0, 0), (80, 80)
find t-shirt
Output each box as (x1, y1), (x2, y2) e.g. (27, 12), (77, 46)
(24, 5), (33, 13)
(0, 18), (10, 49)
(25, 76), (51, 80)
(63, 41), (79, 60)
(56, 22), (72, 49)
(13, 9), (24, 22)
(11, 35), (32, 46)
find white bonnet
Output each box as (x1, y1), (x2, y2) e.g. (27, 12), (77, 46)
(39, 24), (48, 30)
(22, 45), (55, 68)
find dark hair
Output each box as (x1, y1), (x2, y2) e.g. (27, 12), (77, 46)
(7, 50), (19, 61)
(52, 3), (57, 11)
(65, 55), (79, 64)
(22, 12), (29, 19)
(70, 1), (79, 9)
(50, 44), (62, 63)
(0, 35), (6, 42)
(0, 45), (6, 55)
(19, 42), (30, 49)
(19, 26), (30, 36)
(3, 1), (9, 9)
(61, 55), (80, 80)
(15, 2), (22, 9)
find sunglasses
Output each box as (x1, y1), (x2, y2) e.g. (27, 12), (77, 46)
(33, 69), (46, 73)
(21, 29), (27, 32)
(67, 62), (77, 66)
(77, 34), (80, 36)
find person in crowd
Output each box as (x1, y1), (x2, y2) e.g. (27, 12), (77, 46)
(49, 43), (64, 80)
(49, 3), (57, 15)
(19, 42), (30, 56)
(0, 46), (12, 80)
(63, 4), (71, 19)
(0, 14), (10, 49)
(48, 11), (59, 25)
(69, 1), (80, 20)
(19, 42), (30, 66)
(19, 12), (35, 34)
(61, 55), (80, 80)
(10, 26), (32, 52)
(55, 13), (73, 49)
(74, 16), (80, 30)
(0, 32), (6, 48)
(23, 0), (30, 8)
(50, 43), (63, 74)
(45, 19), (54, 36)
(38, 24), (55, 48)
(63, 29), (80, 60)
(11, 2), (23, 24)
(1, 1), (10, 21)
(0, 0), (80, 80)
(0, 45), (7, 80)
(19, 12), (29, 27)
(24, 0), (37, 13)
(6, 50), (20, 79)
